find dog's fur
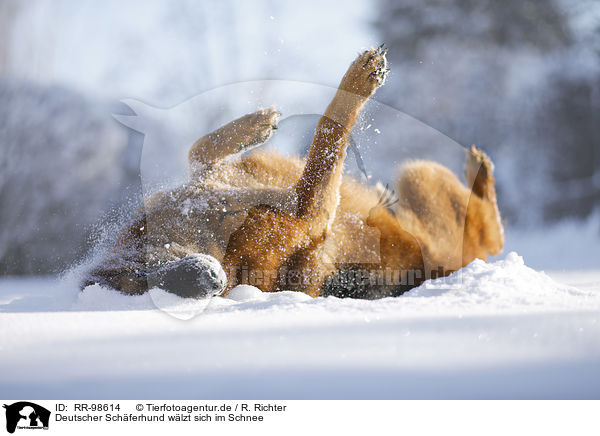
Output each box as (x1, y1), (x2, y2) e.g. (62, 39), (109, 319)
(85, 47), (504, 299)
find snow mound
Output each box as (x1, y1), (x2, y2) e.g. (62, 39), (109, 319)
(402, 252), (595, 314)
(67, 252), (599, 319)
(227, 284), (264, 301)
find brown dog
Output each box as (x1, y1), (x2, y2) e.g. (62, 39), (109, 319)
(85, 46), (504, 299)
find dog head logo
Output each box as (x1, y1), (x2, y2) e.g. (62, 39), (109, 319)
(3, 402), (50, 434)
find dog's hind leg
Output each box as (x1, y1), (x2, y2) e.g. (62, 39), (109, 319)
(188, 107), (280, 176)
(465, 145), (498, 204)
(295, 46), (388, 238)
(463, 145), (504, 262)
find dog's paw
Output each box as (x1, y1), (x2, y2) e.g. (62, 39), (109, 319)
(234, 106), (281, 150)
(466, 145), (494, 176)
(465, 145), (495, 192)
(340, 44), (389, 98)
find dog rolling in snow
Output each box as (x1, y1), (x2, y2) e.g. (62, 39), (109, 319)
(85, 46), (504, 299)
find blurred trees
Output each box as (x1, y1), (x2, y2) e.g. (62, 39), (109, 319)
(0, 80), (142, 274)
(375, 0), (600, 224)
(0, 0), (17, 74)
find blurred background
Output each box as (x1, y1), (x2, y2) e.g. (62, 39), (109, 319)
(0, 0), (598, 277)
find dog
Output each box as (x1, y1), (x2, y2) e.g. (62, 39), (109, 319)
(84, 46), (504, 299)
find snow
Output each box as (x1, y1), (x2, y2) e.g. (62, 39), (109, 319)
(1, 252), (599, 399)
(501, 211), (600, 270)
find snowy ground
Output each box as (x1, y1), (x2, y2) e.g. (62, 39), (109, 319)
(1, 252), (599, 399)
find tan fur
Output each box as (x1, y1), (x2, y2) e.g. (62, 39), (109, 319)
(86, 47), (504, 298)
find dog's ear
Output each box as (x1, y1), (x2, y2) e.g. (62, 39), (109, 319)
(2, 405), (7, 408)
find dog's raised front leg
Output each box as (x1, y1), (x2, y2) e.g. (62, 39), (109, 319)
(188, 107), (280, 176)
(223, 47), (388, 295)
(295, 46), (388, 238)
